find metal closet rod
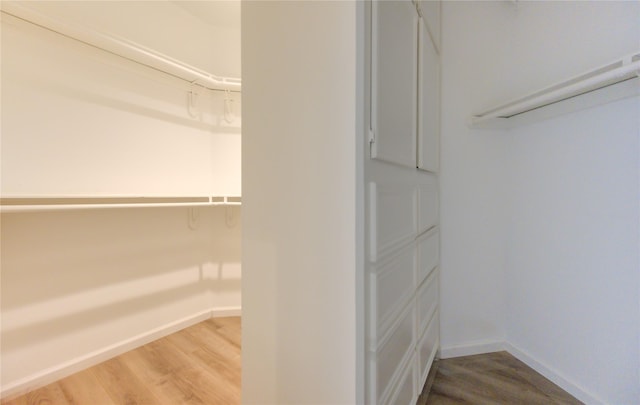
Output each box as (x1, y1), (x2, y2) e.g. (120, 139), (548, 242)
(1, 2), (241, 93)
(0, 196), (242, 212)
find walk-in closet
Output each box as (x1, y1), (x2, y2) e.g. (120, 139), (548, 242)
(2, 1), (639, 405)
(1, 1), (242, 402)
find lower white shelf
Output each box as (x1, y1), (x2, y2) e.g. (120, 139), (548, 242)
(0, 196), (242, 212)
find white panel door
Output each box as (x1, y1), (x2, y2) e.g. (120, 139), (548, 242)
(371, 0), (418, 168)
(417, 228), (439, 284)
(417, 18), (440, 173)
(369, 243), (416, 344)
(417, 178), (439, 234)
(417, 312), (439, 386)
(366, 1), (440, 403)
(369, 182), (417, 262)
(370, 305), (416, 404)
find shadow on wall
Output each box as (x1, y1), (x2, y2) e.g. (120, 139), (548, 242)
(5, 11), (242, 135)
(0, 205), (241, 350)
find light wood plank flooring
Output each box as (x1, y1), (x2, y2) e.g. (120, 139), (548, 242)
(5, 324), (584, 405)
(418, 351), (583, 405)
(2, 317), (241, 405)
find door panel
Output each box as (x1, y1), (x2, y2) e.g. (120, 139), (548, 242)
(370, 243), (416, 344)
(369, 182), (417, 262)
(417, 312), (439, 387)
(417, 268), (439, 334)
(417, 18), (440, 173)
(370, 305), (415, 404)
(371, 0), (418, 168)
(417, 228), (439, 284)
(417, 178), (439, 234)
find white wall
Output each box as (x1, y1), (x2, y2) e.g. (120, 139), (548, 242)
(501, 2), (640, 404)
(1, 1), (242, 396)
(1, 207), (241, 392)
(1, 2), (241, 197)
(506, 97), (639, 405)
(442, 1), (640, 404)
(439, 1), (512, 355)
(9, 1), (241, 78)
(242, 2), (359, 403)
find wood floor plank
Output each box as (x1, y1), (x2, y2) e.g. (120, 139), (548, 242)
(167, 365), (240, 405)
(142, 374), (204, 405)
(191, 346), (242, 386)
(209, 316), (240, 330)
(186, 320), (241, 354)
(2, 317), (241, 405)
(119, 337), (194, 384)
(173, 322), (241, 376)
(167, 327), (241, 393)
(90, 356), (167, 405)
(423, 352), (583, 405)
(57, 370), (116, 405)
(209, 318), (242, 349)
(1, 392), (30, 405)
(23, 383), (70, 405)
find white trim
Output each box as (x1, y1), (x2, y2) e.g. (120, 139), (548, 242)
(1, 307), (241, 400)
(504, 342), (606, 405)
(439, 339), (505, 359)
(211, 306), (242, 318)
(439, 339), (606, 405)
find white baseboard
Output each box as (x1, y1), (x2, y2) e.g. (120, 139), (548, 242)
(211, 306), (242, 318)
(1, 307), (241, 400)
(439, 340), (604, 404)
(439, 340), (505, 359)
(504, 342), (605, 405)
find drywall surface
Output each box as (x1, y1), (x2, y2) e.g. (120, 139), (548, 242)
(506, 97), (639, 404)
(242, 2), (358, 404)
(1, 3), (241, 198)
(501, 2), (640, 404)
(0, 207), (241, 392)
(439, 1), (512, 354)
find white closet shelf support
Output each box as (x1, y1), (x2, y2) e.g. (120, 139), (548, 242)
(0, 1), (241, 92)
(469, 52), (640, 129)
(0, 196), (242, 212)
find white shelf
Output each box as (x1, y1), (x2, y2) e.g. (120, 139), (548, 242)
(0, 1), (241, 92)
(469, 52), (640, 129)
(0, 196), (242, 212)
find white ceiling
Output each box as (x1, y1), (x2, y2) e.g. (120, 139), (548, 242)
(171, 1), (240, 28)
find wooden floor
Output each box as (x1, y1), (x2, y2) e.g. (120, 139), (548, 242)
(4, 325), (582, 405)
(419, 351), (583, 405)
(2, 317), (241, 405)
